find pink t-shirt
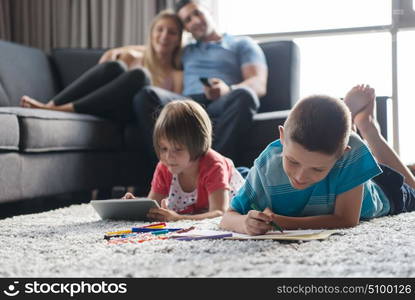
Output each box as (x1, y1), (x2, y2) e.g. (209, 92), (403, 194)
(151, 149), (244, 214)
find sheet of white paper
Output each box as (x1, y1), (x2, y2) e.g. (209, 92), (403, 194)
(231, 229), (325, 239)
(171, 230), (231, 237)
(267, 229), (324, 236)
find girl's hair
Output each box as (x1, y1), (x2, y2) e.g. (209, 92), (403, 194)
(153, 100), (212, 161)
(283, 95), (352, 157)
(143, 10), (183, 87)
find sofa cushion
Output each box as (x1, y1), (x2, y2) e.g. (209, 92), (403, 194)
(0, 40), (58, 106)
(0, 112), (19, 150)
(51, 48), (105, 89)
(0, 107), (124, 152)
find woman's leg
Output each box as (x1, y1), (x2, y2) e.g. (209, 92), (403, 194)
(345, 85), (415, 189)
(20, 95), (74, 111)
(20, 61), (127, 109)
(72, 68), (150, 121)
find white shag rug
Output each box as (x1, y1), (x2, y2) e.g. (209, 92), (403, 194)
(1, 203), (415, 278)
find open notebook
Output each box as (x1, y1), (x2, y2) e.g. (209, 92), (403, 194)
(171, 229), (339, 241)
(226, 229), (339, 241)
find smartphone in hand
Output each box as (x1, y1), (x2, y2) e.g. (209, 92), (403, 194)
(199, 77), (212, 87)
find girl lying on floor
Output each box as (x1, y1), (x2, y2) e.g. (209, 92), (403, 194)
(123, 100), (245, 221)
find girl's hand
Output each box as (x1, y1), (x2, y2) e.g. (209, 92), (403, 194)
(147, 207), (182, 222)
(244, 209), (273, 235)
(122, 192), (135, 199)
(160, 198), (169, 209)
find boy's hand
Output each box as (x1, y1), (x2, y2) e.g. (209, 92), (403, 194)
(244, 209), (273, 235)
(204, 78), (231, 100)
(121, 192), (135, 199)
(147, 207), (181, 222)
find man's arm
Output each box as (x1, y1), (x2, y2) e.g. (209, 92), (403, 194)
(234, 63), (268, 97)
(204, 64), (267, 100)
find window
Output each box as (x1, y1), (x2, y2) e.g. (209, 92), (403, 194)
(217, 0), (391, 35)
(397, 31), (415, 163)
(214, 0), (414, 163)
(296, 33), (391, 99)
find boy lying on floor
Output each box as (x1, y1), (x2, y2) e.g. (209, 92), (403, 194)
(220, 85), (415, 235)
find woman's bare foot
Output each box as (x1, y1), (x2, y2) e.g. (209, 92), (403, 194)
(20, 95), (54, 109)
(20, 95), (74, 112)
(344, 84), (374, 119)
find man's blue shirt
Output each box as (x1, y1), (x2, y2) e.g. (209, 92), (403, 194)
(182, 33), (267, 96)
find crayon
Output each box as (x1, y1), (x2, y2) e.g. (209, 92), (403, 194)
(105, 229), (132, 236)
(142, 222), (166, 228)
(151, 229), (170, 235)
(250, 203), (284, 233)
(175, 226), (195, 234)
(132, 227), (182, 233)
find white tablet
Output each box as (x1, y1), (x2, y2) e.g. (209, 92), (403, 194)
(90, 198), (160, 221)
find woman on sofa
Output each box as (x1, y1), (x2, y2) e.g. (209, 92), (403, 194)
(20, 10), (183, 122)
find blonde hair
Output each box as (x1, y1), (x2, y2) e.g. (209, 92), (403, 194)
(143, 10), (183, 87)
(284, 95), (352, 157)
(153, 100), (212, 161)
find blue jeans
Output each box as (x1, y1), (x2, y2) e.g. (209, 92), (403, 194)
(372, 164), (415, 214)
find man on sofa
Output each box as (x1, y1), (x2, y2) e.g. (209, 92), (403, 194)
(133, 0), (268, 169)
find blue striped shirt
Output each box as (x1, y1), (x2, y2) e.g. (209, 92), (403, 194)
(231, 133), (390, 219)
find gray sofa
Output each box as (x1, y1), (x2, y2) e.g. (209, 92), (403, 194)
(0, 39), (300, 205)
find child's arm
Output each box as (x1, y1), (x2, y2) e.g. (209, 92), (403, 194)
(147, 189), (167, 205)
(220, 208), (273, 235)
(121, 190), (167, 204)
(147, 189), (231, 221)
(178, 188), (229, 220)
(222, 184), (363, 234)
(270, 184), (364, 229)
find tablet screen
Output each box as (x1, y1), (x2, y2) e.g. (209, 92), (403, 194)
(90, 198), (160, 221)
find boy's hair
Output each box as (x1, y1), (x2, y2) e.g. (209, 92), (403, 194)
(283, 95), (352, 157)
(174, 0), (194, 13)
(153, 100), (212, 161)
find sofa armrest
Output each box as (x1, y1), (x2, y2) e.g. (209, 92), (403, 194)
(0, 40), (58, 106)
(253, 109), (291, 122)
